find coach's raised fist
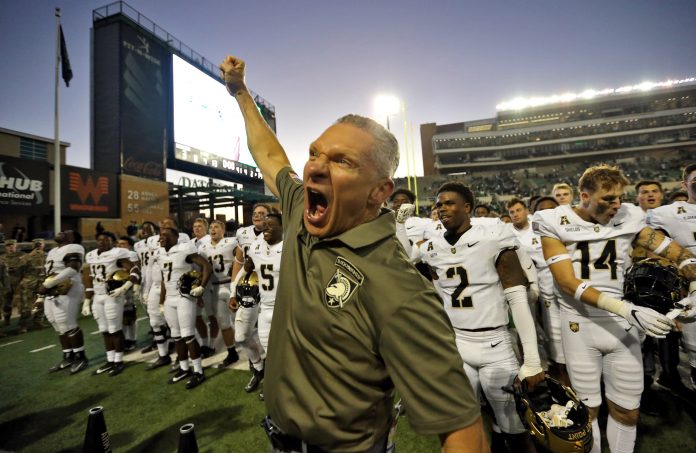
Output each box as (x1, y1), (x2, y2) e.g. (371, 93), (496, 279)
(220, 56), (246, 97)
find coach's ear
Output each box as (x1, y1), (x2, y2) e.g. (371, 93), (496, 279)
(369, 178), (394, 209)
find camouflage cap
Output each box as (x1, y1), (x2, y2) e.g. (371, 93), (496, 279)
(4, 239), (17, 245)
(32, 238), (44, 244)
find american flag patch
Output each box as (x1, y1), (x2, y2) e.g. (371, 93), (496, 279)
(289, 172), (303, 184)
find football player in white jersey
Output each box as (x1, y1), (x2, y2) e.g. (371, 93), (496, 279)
(552, 182), (574, 206)
(37, 230), (88, 374)
(134, 221), (158, 352)
(145, 219), (190, 370)
(417, 182), (543, 452)
(159, 226), (212, 389)
(533, 164), (696, 453)
(231, 213), (283, 394)
(117, 236), (140, 351)
(84, 231), (140, 376)
(508, 197), (569, 385)
(646, 163), (696, 391)
(192, 217), (216, 357)
(198, 220), (240, 369)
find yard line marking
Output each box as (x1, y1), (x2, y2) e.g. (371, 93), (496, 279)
(30, 345), (56, 353)
(137, 316), (148, 322)
(0, 340), (23, 348)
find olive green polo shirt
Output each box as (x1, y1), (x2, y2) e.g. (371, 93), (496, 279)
(264, 167), (480, 451)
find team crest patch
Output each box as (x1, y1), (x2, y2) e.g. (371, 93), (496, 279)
(325, 257), (364, 309)
(289, 172), (303, 185)
(677, 206), (686, 214)
(593, 226), (600, 233)
(569, 322), (580, 333)
(560, 216), (570, 225)
(451, 247), (457, 254)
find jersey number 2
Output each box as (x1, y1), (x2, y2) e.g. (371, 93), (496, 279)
(446, 266), (473, 308)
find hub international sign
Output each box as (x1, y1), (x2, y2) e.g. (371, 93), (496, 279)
(62, 165), (118, 217)
(0, 156), (49, 214)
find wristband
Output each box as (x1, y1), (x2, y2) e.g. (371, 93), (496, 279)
(597, 293), (628, 318)
(85, 288), (95, 293)
(573, 282), (589, 301)
(546, 254), (570, 266)
(652, 236), (672, 255)
(679, 258), (696, 270)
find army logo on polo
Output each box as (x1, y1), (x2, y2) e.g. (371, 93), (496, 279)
(325, 257), (364, 309)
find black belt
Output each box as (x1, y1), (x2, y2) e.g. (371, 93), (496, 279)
(213, 279), (231, 285)
(261, 416), (388, 453)
(455, 325), (505, 332)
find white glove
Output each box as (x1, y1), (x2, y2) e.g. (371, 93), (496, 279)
(623, 302), (674, 338)
(396, 203), (415, 224)
(82, 298), (92, 317)
(668, 295), (696, 323)
(109, 280), (133, 298)
(189, 286), (205, 297)
(519, 364), (544, 380)
(133, 283), (141, 297)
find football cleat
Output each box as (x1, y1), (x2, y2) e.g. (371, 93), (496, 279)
(511, 375), (593, 453)
(245, 367), (265, 393)
(169, 361), (181, 373)
(94, 362), (114, 375)
(108, 362), (125, 377)
(185, 372), (206, 390)
(70, 358), (89, 374)
(146, 355), (172, 371)
(217, 350), (240, 369)
(169, 368), (192, 384)
(200, 346), (215, 358)
(624, 258), (686, 315)
(49, 357), (74, 373)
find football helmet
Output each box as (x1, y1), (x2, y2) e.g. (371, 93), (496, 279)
(512, 375), (593, 453)
(624, 258), (686, 315)
(43, 273), (72, 296)
(178, 270), (202, 297)
(236, 272), (260, 308)
(106, 269), (130, 293)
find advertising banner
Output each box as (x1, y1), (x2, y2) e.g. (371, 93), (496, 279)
(0, 156), (50, 214)
(62, 165), (118, 217)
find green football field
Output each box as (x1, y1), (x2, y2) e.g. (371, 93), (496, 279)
(1, 316), (695, 452)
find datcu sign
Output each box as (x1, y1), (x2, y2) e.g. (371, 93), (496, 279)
(0, 156), (49, 214)
(61, 165), (118, 217)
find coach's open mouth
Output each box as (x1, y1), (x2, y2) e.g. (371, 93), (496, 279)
(305, 187), (329, 227)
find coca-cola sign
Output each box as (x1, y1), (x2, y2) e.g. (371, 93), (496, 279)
(123, 156), (164, 179)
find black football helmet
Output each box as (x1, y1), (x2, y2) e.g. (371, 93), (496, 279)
(236, 272), (260, 308)
(624, 258), (686, 315)
(178, 270), (202, 297)
(43, 273), (73, 297)
(512, 375), (593, 453)
(106, 269), (130, 293)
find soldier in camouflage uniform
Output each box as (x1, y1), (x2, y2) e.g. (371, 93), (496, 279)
(15, 239), (46, 332)
(1, 240), (25, 325)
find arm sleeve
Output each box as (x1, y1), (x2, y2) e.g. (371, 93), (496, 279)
(380, 291), (480, 435)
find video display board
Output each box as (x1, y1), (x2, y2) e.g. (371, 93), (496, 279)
(172, 55), (255, 169)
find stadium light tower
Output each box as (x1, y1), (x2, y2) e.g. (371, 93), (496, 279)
(373, 94), (401, 130)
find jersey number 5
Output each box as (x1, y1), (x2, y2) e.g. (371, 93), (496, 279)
(260, 264), (274, 291)
(446, 266), (473, 308)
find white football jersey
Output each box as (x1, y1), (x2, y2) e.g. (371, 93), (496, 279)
(146, 233), (190, 285)
(45, 243), (85, 279)
(85, 247), (132, 293)
(248, 238), (283, 307)
(158, 241), (198, 295)
(198, 237), (238, 283)
(193, 234), (211, 250)
(511, 224), (549, 297)
(236, 225), (263, 258)
(532, 203), (646, 317)
(418, 223), (516, 330)
(646, 201), (696, 253)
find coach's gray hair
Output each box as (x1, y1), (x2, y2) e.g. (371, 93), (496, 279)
(334, 114), (399, 178)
